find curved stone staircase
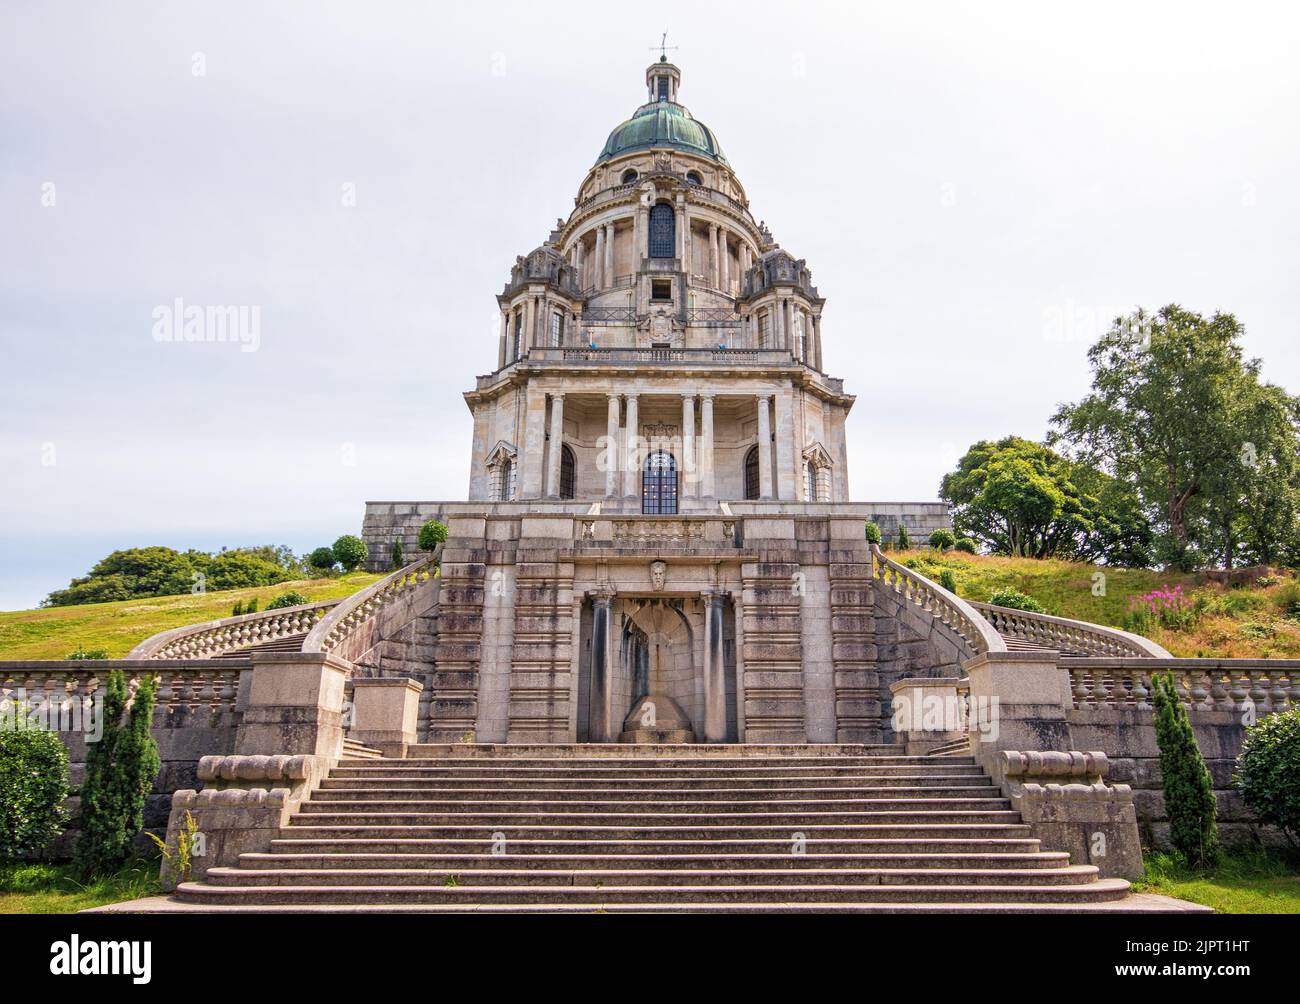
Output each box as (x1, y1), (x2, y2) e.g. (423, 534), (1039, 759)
(171, 744), (1151, 913)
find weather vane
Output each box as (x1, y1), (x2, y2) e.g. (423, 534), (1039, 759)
(649, 31), (678, 61)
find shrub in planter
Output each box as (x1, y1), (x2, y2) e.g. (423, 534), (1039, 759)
(266, 591), (308, 610)
(332, 535), (368, 572)
(418, 520), (449, 551)
(1152, 672), (1220, 868)
(1234, 708), (1300, 849)
(864, 521), (882, 546)
(0, 724), (70, 861)
(987, 587), (1046, 613)
(928, 529), (956, 551)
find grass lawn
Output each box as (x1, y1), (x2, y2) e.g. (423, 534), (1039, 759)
(0, 860), (162, 914)
(890, 549), (1300, 659)
(1133, 849), (1300, 913)
(0, 572), (383, 660)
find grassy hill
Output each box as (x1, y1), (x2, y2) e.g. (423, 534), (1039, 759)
(892, 549), (1300, 659)
(1, 554), (1296, 662)
(0, 572), (383, 661)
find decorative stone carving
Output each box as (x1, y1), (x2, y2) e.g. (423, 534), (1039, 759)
(650, 560), (667, 591)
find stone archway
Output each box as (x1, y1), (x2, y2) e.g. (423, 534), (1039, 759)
(618, 602), (696, 741)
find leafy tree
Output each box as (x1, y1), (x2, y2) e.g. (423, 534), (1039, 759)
(205, 551), (293, 591)
(308, 547), (337, 572)
(333, 535), (368, 572)
(1052, 306), (1300, 570)
(1151, 673), (1220, 868)
(940, 436), (1150, 564)
(1234, 708), (1300, 848)
(418, 520), (449, 551)
(75, 671), (161, 879)
(0, 726), (70, 861)
(929, 529), (956, 551)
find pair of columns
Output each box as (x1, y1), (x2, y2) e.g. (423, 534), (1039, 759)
(591, 222), (617, 290)
(708, 224), (731, 292)
(588, 588), (730, 742)
(599, 392), (716, 500)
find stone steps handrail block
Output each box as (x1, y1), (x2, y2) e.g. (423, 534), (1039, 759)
(127, 601), (339, 661)
(968, 601), (1172, 659)
(870, 544), (1006, 656)
(303, 548), (441, 655)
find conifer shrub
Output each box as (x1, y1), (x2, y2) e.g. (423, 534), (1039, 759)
(391, 541), (404, 569)
(896, 524), (910, 550)
(1151, 672), (1220, 868)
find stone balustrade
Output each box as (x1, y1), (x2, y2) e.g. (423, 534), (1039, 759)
(303, 553), (439, 656)
(1064, 657), (1300, 712)
(969, 601), (1171, 659)
(870, 544), (1005, 657)
(127, 601), (338, 660)
(0, 660), (245, 721)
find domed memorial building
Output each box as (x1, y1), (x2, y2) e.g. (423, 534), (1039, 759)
(362, 58), (950, 745)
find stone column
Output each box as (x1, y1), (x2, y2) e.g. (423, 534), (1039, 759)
(545, 393), (565, 498)
(681, 394), (696, 499)
(678, 195), (689, 271)
(605, 393), (620, 498)
(719, 227), (730, 293)
(623, 393), (639, 497)
(590, 589), (617, 741)
(638, 202), (650, 259)
(576, 237), (586, 286)
(774, 297), (786, 349)
(756, 395), (773, 499)
(812, 313), (823, 370)
(520, 384), (548, 498)
(708, 223), (719, 288)
(524, 297), (536, 353)
(702, 591), (728, 742)
(594, 227), (605, 289)
(774, 391), (796, 500)
(604, 223), (615, 286)
(700, 394), (715, 498)
(498, 310), (508, 369)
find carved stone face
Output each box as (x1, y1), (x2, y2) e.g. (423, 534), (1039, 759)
(650, 560), (667, 591)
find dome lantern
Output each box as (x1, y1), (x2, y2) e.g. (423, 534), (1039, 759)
(646, 59), (680, 103)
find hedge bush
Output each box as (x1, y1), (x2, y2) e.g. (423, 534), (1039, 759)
(0, 726), (70, 861)
(266, 591), (308, 610)
(929, 529), (956, 551)
(864, 521), (881, 546)
(987, 587), (1046, 613)
(1234, 708), (1300, 849)
(954, 537), (977, 554)
(1152, 672), (1220, 868)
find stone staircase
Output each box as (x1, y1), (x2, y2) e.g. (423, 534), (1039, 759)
(169, 744), (1153, 912)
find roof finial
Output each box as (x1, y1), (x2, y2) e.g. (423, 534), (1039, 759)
(649, 31), (678, 63)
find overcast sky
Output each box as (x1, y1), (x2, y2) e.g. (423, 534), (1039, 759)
(2, 1), (1298, 610)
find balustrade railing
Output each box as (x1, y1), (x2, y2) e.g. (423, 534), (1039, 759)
(870, 544), (1005, 656)
(127, 602), (338, 660)
(0, 661), (245, 722)
(303, 551), (439, 655)
(1064, 658), (1300, 712)
(968, 602), (1171, 659)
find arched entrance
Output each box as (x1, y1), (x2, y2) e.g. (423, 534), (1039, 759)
(642, 449), (678, 514)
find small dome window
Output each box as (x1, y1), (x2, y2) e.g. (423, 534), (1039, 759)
(686, 170), (703, 186)
(621, 169), (638, 185)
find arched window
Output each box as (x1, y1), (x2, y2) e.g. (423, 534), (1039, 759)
(743, 446), (760, 500)
(489, 457), (517, 502)
(804, 461), (817, 503)
(686, 170), (703, 185)
(621, 168), (638, 184)
(648, 203), (675, 258)
(559, 446), (576, 500)
(642, 450), (678, 514)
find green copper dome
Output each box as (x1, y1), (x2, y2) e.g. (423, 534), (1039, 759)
(597, 101), (728, 165)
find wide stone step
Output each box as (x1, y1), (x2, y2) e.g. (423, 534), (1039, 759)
(319, 773), (992, 789)
(175, 878), (1132, 906)
(288, 810), (1024, 826)
(331, 762), (981, 778)
(240, 851), (1072, 871)
(308, 784), (1005, 802)
(267, 836), (1047, 855)
(389, 756), (970, 769)
(297, 796), (1012, 814)
(205, 865), (1099, 888)
(274, 822), (1036, 841)
(404, 744), (910, 759)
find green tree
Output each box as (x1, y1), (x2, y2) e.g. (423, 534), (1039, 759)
(1052, 305), (1300, 570)
(308, 547), (337, 572)
(940, 436), (1150, 563)
(74, 671), (161, 878)
(333, 535), (368, 572)
(1151, 672), (1220, 868)
(418, 520), (449, 551)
